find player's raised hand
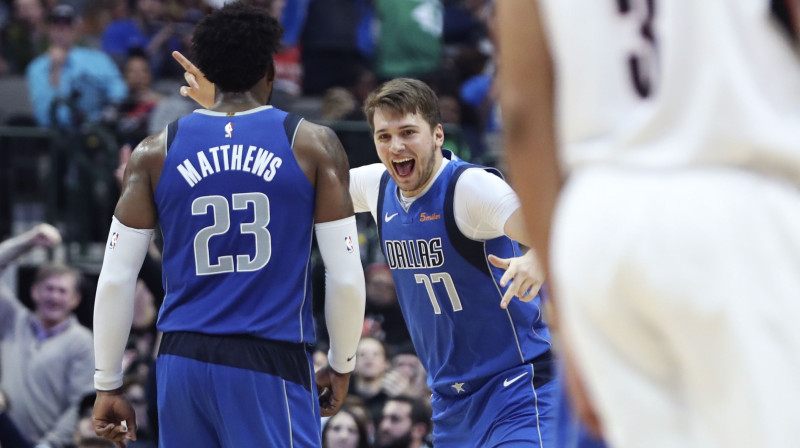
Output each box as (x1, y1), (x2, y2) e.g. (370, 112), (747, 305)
(93, 389), (137, 447)
(172, 50), (215, 108)
(488, 250), (544, 309)
(315, 365), (352, 417)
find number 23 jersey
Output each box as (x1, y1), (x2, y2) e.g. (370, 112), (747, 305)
(154, 106), (316, 344)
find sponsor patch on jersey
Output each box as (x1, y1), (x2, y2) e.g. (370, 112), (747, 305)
(108, 232), (119, 250)
(224, 121), (233, 138)
(419, 212), (440, 222)
(345, 235), (355, 253)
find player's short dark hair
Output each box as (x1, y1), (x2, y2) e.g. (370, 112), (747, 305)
(364, 78), (442, 132)
(191, 1), (283, 93)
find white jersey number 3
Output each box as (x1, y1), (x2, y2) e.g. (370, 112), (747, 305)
(617, 0), (658, 98)
(192, 193), (272, 276)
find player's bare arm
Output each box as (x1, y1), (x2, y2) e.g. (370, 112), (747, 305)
(94, 132), (164, 445)
(497, 0), (601, 437)
(113, 132), (167, 229)
(496, 0), (560, 281)
(294, 120), (365, 417)
(292, 120), (355, 223)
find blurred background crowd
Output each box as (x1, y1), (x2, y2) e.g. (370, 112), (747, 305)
(0, 0), (508, 446)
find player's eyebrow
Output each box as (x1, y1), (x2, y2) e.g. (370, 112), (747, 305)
(374, 124), (419, 134)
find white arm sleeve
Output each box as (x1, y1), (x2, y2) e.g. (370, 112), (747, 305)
(349, 163), (387, 222)
(315, 216), (366, 373)
(93, 217), (153, 390)
(454, 168), (521, 240)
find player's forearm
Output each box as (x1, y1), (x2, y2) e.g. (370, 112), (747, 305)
(497, 0), (560, 279)
(315, 216), (366, 373)
(94, 217), (153, 390)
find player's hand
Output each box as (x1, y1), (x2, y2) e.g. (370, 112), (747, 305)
(93, 389), (137, 447)
(25, 223), (62, 249)
(488, 250), (544, 309)
(172, 50), (215, 108)
(315, 365), (351, 417)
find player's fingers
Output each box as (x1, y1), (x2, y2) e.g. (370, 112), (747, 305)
(500, 281), (520, 309)
(487, 254), (509, 270)
(525, 281), (543, 300)
(498, 266), (516, 288)
(172, 50), (197, 73)
(512, 279), (534, 300)
(125, 415), (137, 441)
(183, 71), (199, 90)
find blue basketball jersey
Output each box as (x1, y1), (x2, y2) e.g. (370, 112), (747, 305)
(377, 152), (552, 393)
(154, 106), (316, 343)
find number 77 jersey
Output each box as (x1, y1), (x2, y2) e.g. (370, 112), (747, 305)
(377, 157), (552, 394)
(154, 106), (317, 344)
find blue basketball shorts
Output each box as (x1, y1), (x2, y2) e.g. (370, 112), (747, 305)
(156, 332), (321, 447)
(430, 352), (559, 447)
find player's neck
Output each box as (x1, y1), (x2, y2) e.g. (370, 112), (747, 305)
(209, 91), (268, 113)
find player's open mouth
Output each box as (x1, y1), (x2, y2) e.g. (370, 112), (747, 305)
(393, 158), (415, 178)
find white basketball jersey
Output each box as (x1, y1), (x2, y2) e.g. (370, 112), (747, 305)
(539, 0), (800, 182)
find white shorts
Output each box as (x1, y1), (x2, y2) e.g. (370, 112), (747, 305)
(552, 166), (800, 448)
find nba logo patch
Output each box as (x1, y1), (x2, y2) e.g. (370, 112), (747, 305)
(109, 232), (119, 250)
(345, 236), (354, 253)
(225, 122), (233, 138)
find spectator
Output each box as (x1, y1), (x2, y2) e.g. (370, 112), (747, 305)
(362, 262), (411, 351)
(322, 406), (372, 448)
(100, 0), (149, 68)
(373, 0), (443, 81)
(2, 0), (49, 74)
(300, 0), (373, 95)
(116, 49), (162, 146)
(383, 349), (428, 401)
(0, 223), (95, 448)
(26, 4), (127, 129)
(376, 396), (432, 448)
(350, 337), (390, 428)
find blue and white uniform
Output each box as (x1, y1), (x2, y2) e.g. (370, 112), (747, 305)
(153, 105), (319, 447)
(351, 151), (558, 447)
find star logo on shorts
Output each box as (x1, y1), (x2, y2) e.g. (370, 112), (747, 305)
(451, 382), (465, 393)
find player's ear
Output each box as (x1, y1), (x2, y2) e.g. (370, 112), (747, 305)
(434, 123), (444, 149)
(267, 61), (275, 83)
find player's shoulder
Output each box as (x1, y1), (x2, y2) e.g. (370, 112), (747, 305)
(129, 131), (167, 172)
(293, 120), (346, 166)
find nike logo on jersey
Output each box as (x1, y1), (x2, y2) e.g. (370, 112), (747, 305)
(385, 212), (399, 222)
(346, 354), (356, 362)
(503, 371), (529, 387)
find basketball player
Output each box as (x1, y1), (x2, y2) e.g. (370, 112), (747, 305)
(498, 1), (800, 447)
(350, 78), (557, 447)
(176, 63), (558, 445)
(92, 4), (366, 447)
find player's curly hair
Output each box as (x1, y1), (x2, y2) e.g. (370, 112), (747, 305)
(191, 2), (283, 93)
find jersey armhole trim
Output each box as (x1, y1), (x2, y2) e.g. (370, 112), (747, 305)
(165, 119), (179, 154)
(283, 113), (305, 148)
(376, 170), (392, 260)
